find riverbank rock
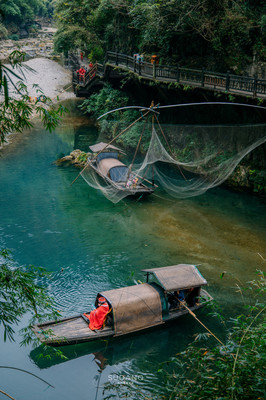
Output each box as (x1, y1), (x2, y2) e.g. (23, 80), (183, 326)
(226, 165), (266, 195)
(0, 26), (57, 61)
(56, 150), (91, 167)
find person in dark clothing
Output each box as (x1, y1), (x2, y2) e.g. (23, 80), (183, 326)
(168, 290), (185, 310)
(186, 287), (200, 307)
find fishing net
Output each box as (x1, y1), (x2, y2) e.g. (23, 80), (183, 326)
(80, 116), (266, 203)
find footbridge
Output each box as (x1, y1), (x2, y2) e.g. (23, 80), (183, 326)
(67, 51), (266, 100)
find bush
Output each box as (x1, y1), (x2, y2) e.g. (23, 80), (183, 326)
(0, 23), (8, 39)
(8, 33), (20, 41)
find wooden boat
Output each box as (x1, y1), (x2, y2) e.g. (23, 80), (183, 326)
(87, 142), (155, 197)
(32, 264), (212, 347)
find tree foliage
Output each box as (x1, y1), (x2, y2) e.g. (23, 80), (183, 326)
(53, 0), (265, 73)
(0, 0), (50, 28)
(0, 50), (67, 143)
(0, 249), (60, 344)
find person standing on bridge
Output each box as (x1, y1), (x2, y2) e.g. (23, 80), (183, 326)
(77, 66), (86, 83)
(88, 61), (95, 79)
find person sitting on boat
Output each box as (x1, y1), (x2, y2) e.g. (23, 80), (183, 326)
(83, 297), (110, 330)
(126, 173), (134, 188)
(186, 287), (200, 307)
(168, 290), (185, 310)
(132, 177), (138, 188)
(126, 178), (133, 188)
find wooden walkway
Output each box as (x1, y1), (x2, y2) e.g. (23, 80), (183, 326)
(69, 51), (266, 99)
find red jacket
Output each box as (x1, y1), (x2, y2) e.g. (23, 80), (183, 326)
(84, 302), (109, 330)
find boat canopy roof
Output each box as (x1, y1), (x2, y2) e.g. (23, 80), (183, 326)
(99, 283), (163, 336)
(89, 142), (125, 153)
(98, 158), (129, 182)
(142, 264), (207, 291)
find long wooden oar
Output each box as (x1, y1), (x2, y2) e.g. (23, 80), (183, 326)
(177, 298), (224, 346)
(71, 107), (156, 186)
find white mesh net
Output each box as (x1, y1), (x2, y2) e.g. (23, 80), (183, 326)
(81, 118), (266, 203)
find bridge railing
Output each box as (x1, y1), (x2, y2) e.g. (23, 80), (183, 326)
(105, 51), (266, 97)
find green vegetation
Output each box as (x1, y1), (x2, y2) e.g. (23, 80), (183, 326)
(54, 0), (265, 73)
(0, 249), (59, 344)
(0, 248), (67, 399)
(249, 169), (266, 194)
(0, 50), (67, 143)
(159, 271), (266, 400)
(80, 84), (153, 149)
(104, 271), (265, 400)
(0, 0), (52, 38)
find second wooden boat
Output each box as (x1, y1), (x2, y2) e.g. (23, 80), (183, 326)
(87, 142), (155, 197)
(32, 264), (213, 346)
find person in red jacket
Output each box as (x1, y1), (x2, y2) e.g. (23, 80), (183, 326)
(83, 297), (110, 330)
(77, 67), (86, 83)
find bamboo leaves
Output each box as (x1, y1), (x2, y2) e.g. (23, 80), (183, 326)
(0, 50), (67, 143)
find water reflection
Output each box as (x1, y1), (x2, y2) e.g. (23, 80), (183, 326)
(30, 312), (226, 399)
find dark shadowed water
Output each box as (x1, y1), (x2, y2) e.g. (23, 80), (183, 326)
(0, 101), (265, 400)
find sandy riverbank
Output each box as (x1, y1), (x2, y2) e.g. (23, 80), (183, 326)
(0, 57), (76, 152)
(4, 57), (75, 101)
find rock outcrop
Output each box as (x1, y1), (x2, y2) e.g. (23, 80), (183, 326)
(56, 150), (90, 167)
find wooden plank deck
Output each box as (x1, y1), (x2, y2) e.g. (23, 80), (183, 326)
(32, 315), (115, 345)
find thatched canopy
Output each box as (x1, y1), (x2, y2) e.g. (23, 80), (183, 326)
(98, 158), (128, 181)
(142, 264), (207, 291)
(89, 142), (124, 153)
(99, 283), (163, 335)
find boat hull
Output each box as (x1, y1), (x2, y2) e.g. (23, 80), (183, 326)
(88, 162), (155, 198)
(32, 289), (212, 347)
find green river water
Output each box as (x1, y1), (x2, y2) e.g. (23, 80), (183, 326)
(0, 101), (265, 399)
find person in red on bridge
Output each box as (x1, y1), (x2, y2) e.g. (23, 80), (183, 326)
(83, 297), (110, 330)
(77, 67), (86, 83)
(77, 66), (86, 83)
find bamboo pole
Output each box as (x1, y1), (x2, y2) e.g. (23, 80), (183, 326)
(176, 297), (224, 346)
(71, 108), (155, 186)
(135, 172), (158, 188)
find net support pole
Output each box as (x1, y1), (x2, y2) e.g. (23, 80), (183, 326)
(71, 106), (157, 186)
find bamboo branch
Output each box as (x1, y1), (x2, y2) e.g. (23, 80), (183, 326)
(0, 389), (16, 400)
(231, 305), (266, 400)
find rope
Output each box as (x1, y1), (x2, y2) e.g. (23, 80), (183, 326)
(125, 117), (147, 186)
(155, 114), (188, 182)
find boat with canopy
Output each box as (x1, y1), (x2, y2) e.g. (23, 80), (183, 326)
(32, 264), (212, 346)
(71, 102), (266, 204)
(87, 141), (155, 197)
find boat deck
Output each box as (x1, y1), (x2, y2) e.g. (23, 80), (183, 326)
(32, 315), (115, 346)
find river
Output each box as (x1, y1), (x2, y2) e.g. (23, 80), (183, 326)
(0, 100), (265, 400)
